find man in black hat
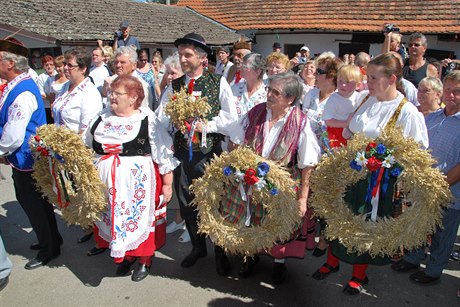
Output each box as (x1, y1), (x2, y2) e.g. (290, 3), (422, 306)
(113, 20), (140, 51)
(272, 42), (282, 53)
(0, 38), (62, 270)
(157, 32), (237, 275)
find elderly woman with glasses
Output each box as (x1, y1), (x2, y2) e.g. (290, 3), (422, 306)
(417, 76), (443, 116)
(52, 47), (103, 134)
(83, 74), (179, 282)
(231, 53), (267, 118)
(225, 72), (321, 284)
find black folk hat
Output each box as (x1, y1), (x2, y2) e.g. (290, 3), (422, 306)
(0, 37), (28, 57)
(174, 32), (212, 55)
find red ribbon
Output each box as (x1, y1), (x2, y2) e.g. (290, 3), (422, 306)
(235, 71), (242, 84)
(371, 167), (385, 198)
(188, 78), (195, 94)
(100, 144), (122, 242)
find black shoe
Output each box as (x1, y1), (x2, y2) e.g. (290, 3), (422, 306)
(116, 260), (135, 276)
(312, 247), (327, 257)
(272, 263), (287, 284)
(131, 263), (150, 282)
(181, 249), (207, 268)
(409, 271), (440, 284)
(215, 248), (231, 276)
(87, 247), (107, 256)
(24, 253), (60, 270)
(312, 263), (340, 280)
(78, 232), (93, 243)
(343, 276), (369, 295)
(0, 276), (9, 292)
(391, 259), (419, 272)
(239, 256), (259, 278)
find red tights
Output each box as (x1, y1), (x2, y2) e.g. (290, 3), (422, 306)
(320, 247), (368, 283)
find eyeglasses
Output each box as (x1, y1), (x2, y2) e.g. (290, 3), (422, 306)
(408, 43), (422, 48)
(265, 86), (283, 97)
(63, 62), (79, 69)
(109, 91), (129, 98)
(316, 68), (328, 75)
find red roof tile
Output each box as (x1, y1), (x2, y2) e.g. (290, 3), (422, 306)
(177, 0), (460, 33)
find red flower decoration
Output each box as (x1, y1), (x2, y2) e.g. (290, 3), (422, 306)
(34, 135), (41, 142)
(134, 188), (146, 201)
(126, 220), (138, 232)
(366, 142), (377, 151)
(366, 156), (382, 172)
(244, 168), (259, 185)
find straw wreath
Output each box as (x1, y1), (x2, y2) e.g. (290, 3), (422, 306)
(310, 128), (452, 258)
(164, 87), (212, 134)
(30, 124), (106, 228)
(191, 147), (300, 256)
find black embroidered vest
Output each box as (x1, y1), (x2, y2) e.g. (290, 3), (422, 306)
(90, 116), (151, 156)
(172, 72), (224, 153)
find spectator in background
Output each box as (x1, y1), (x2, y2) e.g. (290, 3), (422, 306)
(403, 32), (438, 88)
(266, 52), (290, 76)
(354, 52), (371, 91)
(417, 77), (443, 116)
(214, 47), (233, 80)
(227, 38), (252, 86)
(272, 42), (282, 53)
(391, 51), (419, 107)
(136, 48), (161, 109)
(43, 55), (68, 119)
(381, 23), (406, 60)
(113, 20), (140, 51)
(90, 47), (111, 96)
(300, 60), (316, 99)
(37, 55), (56, 124)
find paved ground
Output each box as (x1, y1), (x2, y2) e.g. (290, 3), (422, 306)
(0, 164), (459, 307)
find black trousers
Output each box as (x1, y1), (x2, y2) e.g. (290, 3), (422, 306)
(174, 145), (222, 220)
(12, 168), (62, 259)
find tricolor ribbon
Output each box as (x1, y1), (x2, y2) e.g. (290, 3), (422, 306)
(365, 167), (389, 221)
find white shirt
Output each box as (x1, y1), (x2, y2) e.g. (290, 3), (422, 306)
(90, 65), (111, 94)
(349, 90), (428, 148)
(322, 91), (359, 121)
(215, 60), (234, 80)
(52, 77), (102, 133)
(83, 107), (180, 175)
(37, 72), (57, 108)
(231, 80), (267, 118)
(229, 106), (321, 168)
(402, 78), (419, 107)
(157, 74), (238, 135)
(0, 91), (37, 156)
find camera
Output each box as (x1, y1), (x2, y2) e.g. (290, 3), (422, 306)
(114, 30), (122, 38)
(446, 62), (458, 73)
(384, 24), (400, 33)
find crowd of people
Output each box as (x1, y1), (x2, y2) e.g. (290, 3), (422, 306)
(0, 23), (459, 299)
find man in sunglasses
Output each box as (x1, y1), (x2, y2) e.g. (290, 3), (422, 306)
(402, 33), (438, 88)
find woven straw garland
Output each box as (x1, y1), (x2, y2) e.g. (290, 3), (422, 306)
(191, 147), (301, 256)
(310, 128), (452, 258)
(30, 124), (106, 228)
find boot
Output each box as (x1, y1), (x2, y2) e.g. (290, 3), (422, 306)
(214, 245), (230, 276)
(181, 219), (207, 268)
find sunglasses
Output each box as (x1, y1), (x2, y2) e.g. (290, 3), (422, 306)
(316, 68), (328, 75)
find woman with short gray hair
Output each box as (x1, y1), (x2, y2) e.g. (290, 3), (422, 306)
(231, 53), (267, 117)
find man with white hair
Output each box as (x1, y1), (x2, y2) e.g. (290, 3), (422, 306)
(0, 38), (62, 270)
(102, 46), (153, 109)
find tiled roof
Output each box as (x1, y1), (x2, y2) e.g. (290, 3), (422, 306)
(177, 0), (460, 34)
(1, 0), (241, 45)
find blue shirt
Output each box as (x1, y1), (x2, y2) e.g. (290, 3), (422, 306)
(117, 35), (140, 50)
(425, 108), (460, 210)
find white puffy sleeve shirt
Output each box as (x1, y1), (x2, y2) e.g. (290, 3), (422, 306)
(349, 91), (428, 148)
(229, 106), (321, 169)
(83, 107), (179, 175)
(52, 78), (103, 133)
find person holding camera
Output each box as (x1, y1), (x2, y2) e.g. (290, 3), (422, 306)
(381, 23), (406, 61)
(113, 20), (140, 51)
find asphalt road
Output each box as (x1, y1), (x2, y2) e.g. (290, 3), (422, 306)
(0, 164), (459, 306)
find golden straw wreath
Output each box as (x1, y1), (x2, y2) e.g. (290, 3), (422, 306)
(164, 87), (211, 134)
(310, 128), (452, 258)
(30, 124), (106, 228)
(191, 147), (300, 256)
